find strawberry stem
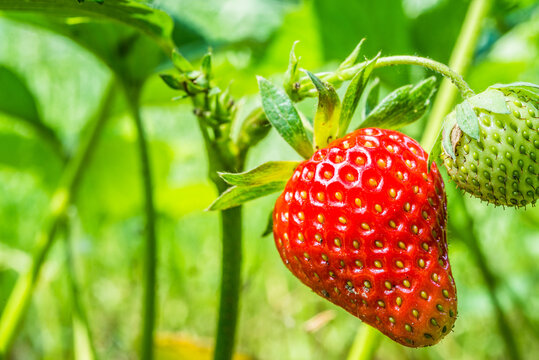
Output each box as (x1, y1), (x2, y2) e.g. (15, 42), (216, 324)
(375, 56), (474, 98)
(296, 55), (474, 102)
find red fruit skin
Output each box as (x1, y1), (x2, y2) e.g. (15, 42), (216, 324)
(273, 128), (457, 347)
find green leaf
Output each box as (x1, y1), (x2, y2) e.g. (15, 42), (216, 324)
(364, 78), (380, 119)
(219, 161), (300, 187)
(338, 56), (378, 137)
(0, 66), (63, 158)
(257, 76), (313, 159)
(455, 100), (479, 140)
(0, 0), (175, 54)
(359, 76), (437, 130)
(207, 181), (286, 211)
(0, 66), (40, 124)
(306, 71), (341, 149)
(467, 89), (509, 114)
(441, 112), (458, 159)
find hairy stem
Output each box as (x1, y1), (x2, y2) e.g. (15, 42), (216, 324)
(451, 194), (521, 360)
(420, 0), (492, 150)
(375, 56), (474, 97)
(213, 205), (243, 360)
(346, 324), (381, 360)
(192, 90), (246, 360)
(297, 55), (473, 101)
(125, 85), (158, 360)
(0, 79), (117, 356)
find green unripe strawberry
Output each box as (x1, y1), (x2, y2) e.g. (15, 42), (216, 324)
(440, 83), (538, 207)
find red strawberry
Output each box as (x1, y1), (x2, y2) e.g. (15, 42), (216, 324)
(273, 128), (457, 347)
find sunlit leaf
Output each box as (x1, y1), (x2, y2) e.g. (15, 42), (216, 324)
(257, 76), (313, 159)
(207, 181), (286, 211)
(219, 161), (300, 187)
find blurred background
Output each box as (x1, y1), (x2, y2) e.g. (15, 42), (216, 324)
(0, 0), (538, 359)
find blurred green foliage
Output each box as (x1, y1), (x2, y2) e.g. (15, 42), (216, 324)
(0, 0), (538, 359)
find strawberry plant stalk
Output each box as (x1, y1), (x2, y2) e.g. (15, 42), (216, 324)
(125, 85), (159, 360)
(214, 206), (242, 360)
(0, 79), (118, 356)
(193, 108), (246, 360)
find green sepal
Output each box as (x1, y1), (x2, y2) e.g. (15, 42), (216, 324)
(171, 48), (193, 73)
(338, 55), (378, 137)
(160, 74), (183, 90)
(455, 100), (479, 140)
(363, 78), (380, 119)
(306, 70), (341, 149)
(284, 41), (301, 101)
(338, 38), (365, 70)
(467, 89), (509, 114)
(201, 52), (212, 80)
(441, 112), (458, 159)
(262, 209), (274, 237)
(257, 76), (314, 159)
(427, 128), (443, 173)
(219, 161), (300, 187)
(359, 76), (437, 130)
(207, 181), (286, 211)
(490, 82), (539, 99)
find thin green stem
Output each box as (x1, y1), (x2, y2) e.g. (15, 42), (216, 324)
(420, 0), (492, 150)
(61, 219), (98, 360)
(0, 79), (117, 357)
(346, 324), (381, 360)
(125, 85), (158, 360)
(450, 194), (521, 360)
